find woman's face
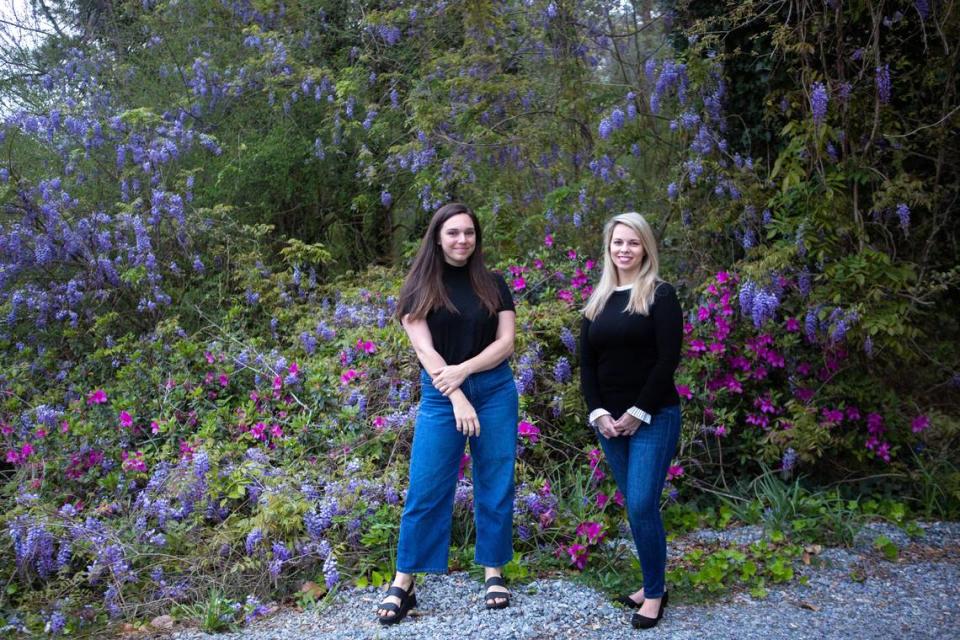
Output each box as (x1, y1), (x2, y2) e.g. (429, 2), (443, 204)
(609, 223), (645, 281)
(438, 213), (477, 266)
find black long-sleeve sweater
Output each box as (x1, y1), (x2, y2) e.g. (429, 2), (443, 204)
(579, 282), (683, 418)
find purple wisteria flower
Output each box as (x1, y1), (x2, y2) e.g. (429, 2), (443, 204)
(896, 203), (910, 233)
(876, 64), (892, 104)
(810, 82), (828, 126)
(559, 327), (576, 354)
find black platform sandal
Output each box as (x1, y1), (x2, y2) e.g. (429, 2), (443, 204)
(483, 575), (511, 610)
(631, 591), (668, 630)
(377, 582), (417, 625)
(613, 593), (643, 608)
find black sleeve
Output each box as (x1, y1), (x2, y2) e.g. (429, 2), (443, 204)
(632, 283), (683, 414)
(579, 315), (603, 414)
(494, 274), (516, 313)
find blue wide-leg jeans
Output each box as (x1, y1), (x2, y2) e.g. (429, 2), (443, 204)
(597, 404), (681, 599)
(396, 361), (519, 573)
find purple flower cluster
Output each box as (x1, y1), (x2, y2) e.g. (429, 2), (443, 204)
(738, 280), (780, 328)
(810, 82), (829, 126)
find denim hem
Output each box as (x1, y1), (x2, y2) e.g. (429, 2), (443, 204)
(396, 566), (449, 574)
(474, 556), (513, 569)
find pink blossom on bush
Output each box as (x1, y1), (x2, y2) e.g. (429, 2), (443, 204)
(785, 317), (800, 332)
(518, 420), (540, 443)
(87, 389), (108, 405)
(119, 411), (133, 428)
(596, 492), (609, 508)
(910, 414), (930, 433)
(565, 543), (589, 570)
(666, 465), (684, 481)
(575, 521), (605, 544)
(512, 277), (526, 291)
(676, 384), (693, 400)
(544, 233), (553, 247)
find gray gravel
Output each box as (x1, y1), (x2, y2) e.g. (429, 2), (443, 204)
(169, 521), (960, 640)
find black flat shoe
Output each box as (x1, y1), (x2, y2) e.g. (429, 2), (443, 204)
(631, 591), (668, 630)
(613, 593), (643, 608)
(377, 582), (417, 625)
(484, 575), (511, 610)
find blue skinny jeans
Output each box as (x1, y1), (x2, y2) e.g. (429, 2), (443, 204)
(596, 404), (681, 599)
(396, 360), (518, 573)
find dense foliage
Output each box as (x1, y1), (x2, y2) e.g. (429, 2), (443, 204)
(0, 0), (957, 634)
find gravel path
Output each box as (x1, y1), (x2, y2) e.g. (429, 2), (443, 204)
(169, 521), (960, 640)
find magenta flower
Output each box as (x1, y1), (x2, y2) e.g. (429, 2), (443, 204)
(517, 420), (540, 443)
(355, 340), (376, 354)
(716, 271), (730, 284)
(911, 415), (930, 433)
(218, 374), (230, 387)
(251, 422), (266, 441)
(340, 369), (359, 384)
(596, 492), (609, 509)
(544, 234), (553, 247)
(666, 465), (684, 481)
(557, 289), (574, 303)
(785, 317), (800, 332)
(119, 411), (133, 428)
(567, 249), (577, 260)
(458, 453), (471, 480)
(676, 384), (693, 400)
(87, 389), (108, 405)
(512, 277), (526, 291)
(372, 416), (386, 430)
(714, 425), (727, 437)
(566, 543), (589, 570)
(575, 521), (605, 544)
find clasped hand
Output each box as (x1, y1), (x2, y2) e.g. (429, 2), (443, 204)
(596, 413), (643, 439)
(451, 394), (480, 437)
(431, 364), (469, 396)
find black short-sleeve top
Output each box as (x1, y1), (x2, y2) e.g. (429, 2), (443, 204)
(423, 263), (515, 365)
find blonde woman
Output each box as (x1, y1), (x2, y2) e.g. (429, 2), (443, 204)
(579, 212), (683, 630)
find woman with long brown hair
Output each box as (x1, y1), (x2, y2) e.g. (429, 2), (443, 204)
(376, 203), (519, 624)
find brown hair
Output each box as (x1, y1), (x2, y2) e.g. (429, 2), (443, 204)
(397, 203), (501, 320)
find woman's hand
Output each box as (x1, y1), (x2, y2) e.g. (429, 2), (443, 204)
(613, 412), (642, 436)
(596, 414), (618, 439)
(451, 394), (480, 437)
(431, 364), (469, 396)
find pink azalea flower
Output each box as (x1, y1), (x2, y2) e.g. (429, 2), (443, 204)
(575, 521), (605, 544)
(544, 234), (553, 247)
(666, 465), (685, 481)
(251, 422), (266, 441)
(218, 374), (230, 387)
(273, 375), (283, 390)
(612, 490), (625, 507)
(676, 384), (693, 400)
(340, 369), (359, 384)
(785, 317), (800, 332)
(566, 543), (589, 570)
(697, 306), (711, 322)
(567, 249), (577, 260)
(714, 424), (727, 437)
(458, 453), (471, 481)
(845, 406), (861, 421)
(517, 420), (540, 443)
(87, 389), (108, 405)
(150, 421), (161, 434)
(596, 492), (609, 509)
(557, 289), (574, 303)
(60, 421), (69, 434)
(204, 351), (215, 364)
(512, 277), (526, 291)
(911, 414), (930, 433)
(289, 362), (300, 374)
(119, 411), (133, 428)
(585, 259), (595, 271)
(533, 259), (544, 269)
(716, 271), (730, 283)
(372, 416), (386, 430)
(270, 424), (284, 438)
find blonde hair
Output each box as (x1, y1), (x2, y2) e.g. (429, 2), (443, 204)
(583, 212), (660, 320)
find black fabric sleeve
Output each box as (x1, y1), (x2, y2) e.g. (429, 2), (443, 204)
(579, 315), (603, 415)
(494, 274), (516, 313)
(632, 283), (683, 414)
